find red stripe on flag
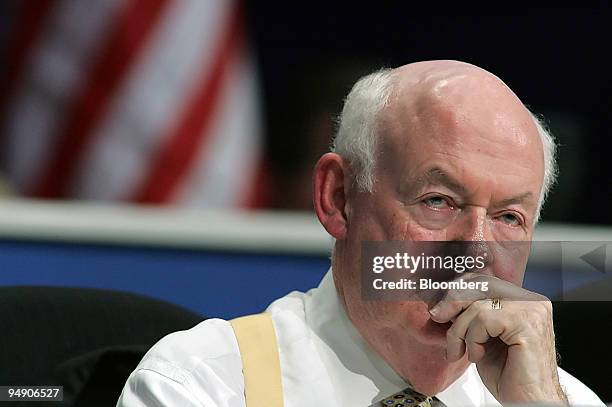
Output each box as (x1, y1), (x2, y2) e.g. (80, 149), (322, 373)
(0, 0), (55, 135)
(131, 3), (244, 204)
(30, 0), (170, 198)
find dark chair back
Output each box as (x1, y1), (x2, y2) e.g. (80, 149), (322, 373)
(0, 286), (204, 406)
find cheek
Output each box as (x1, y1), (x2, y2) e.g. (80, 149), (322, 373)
(491, 245), (530, 285)
(383, 200), (455, 242)
(362, 300), (431, 330)
(494, 265), (526, 286)
(350, 189), (450, 242)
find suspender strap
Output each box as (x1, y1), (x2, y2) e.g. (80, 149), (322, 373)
(230, 313), (284, 407)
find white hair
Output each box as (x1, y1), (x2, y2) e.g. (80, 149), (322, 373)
(531, 114), (558, 220)
(331, 68), (558, 222)
(332, 68), (395, 192)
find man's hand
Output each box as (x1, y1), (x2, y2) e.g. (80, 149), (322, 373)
(428, 273), (568, 405)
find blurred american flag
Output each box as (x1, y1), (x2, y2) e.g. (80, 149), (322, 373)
(1, 0), (268, 208)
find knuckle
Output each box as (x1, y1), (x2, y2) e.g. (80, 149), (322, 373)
(474, 311), (489, 326)
(533, 299), (553, 318)
(518, 307), (532, 322)
(541, 298), (553, 313)
(513, 334), (530, 347)
(474, 299), (490, 313)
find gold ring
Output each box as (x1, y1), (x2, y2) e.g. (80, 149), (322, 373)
(491, 298), (502, 310)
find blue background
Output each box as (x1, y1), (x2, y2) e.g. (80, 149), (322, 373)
(0, 239), (329, 319)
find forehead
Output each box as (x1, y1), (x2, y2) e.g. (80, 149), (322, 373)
(392, 71), (535, 139)
(378, 71), (544, 196)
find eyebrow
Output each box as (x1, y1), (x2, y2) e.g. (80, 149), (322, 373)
(412, 167), (467, 195)
(497, 192), (534, 207)
(410, 167), (536, 207)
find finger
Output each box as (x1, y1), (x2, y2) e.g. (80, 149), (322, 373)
(429, 274), (487, 323)
(445, 301), (483, 361)
(429, 273), (524, 323)
(429, 297), (474, 323)
(446, 333), (466, 362)
(465, 318), (492, 363)
(466, 342), (487, 363)
(447, 299), (509, 361)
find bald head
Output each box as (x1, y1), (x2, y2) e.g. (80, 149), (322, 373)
(387, 61), (538, 143)
(332, 60), (556, 219)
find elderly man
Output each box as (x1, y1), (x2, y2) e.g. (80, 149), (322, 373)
(117, 61), (604, 406)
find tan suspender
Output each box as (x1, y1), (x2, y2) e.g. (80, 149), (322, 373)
(230, 313), (284, 407)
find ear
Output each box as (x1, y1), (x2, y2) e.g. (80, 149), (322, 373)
(313, 153), (349, 240)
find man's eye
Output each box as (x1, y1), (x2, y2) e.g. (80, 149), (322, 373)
(423, 196), (450, 209)
(499, 213), (521, 226)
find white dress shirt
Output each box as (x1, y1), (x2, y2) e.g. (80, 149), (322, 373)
(117, 270), (604, 406)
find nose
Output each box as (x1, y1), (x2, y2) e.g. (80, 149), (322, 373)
(449, 206), (492, 240)
(449, 207), (494, 271)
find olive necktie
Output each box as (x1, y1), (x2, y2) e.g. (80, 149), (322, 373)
(372, 387), (446, 407)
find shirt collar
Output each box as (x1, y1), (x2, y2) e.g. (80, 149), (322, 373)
(304, 269), (409, 404)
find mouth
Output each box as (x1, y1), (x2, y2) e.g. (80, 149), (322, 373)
(426, 311), (459, 335)
(426, 318), (453, 336)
